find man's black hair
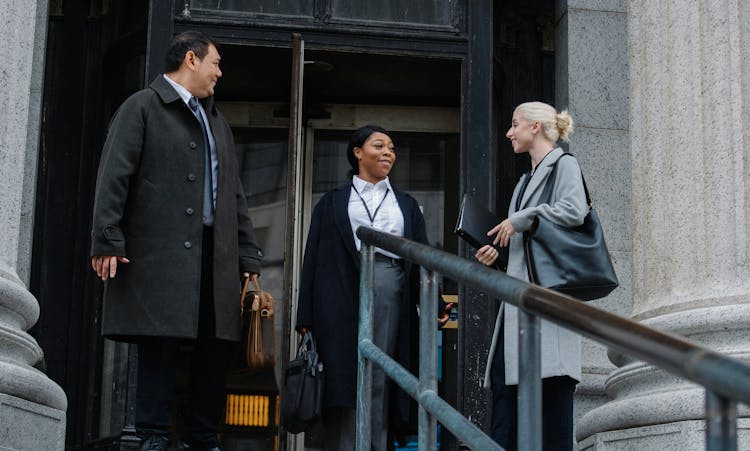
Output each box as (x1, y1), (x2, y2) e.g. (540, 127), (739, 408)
(164, 31), (216, 73)
(346, 124), (390, 174)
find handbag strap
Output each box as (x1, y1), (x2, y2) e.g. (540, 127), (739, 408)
(240, 274), (252, 310)
(297, 332), (321, 375)
(539, 153), (592, 207)
(298, 332), (316, 356)
(252, 273), (263, 292)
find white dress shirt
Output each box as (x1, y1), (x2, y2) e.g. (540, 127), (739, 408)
(348, 175), (405, 259)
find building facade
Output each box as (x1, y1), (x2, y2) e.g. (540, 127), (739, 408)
(0, 0), (748, 450)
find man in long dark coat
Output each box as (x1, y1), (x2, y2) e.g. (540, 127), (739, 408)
(90, 31), (263, 451)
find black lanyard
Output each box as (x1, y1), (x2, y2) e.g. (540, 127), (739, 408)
(351, 183), (390, 225)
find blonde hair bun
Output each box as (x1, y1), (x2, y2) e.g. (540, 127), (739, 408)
(514, 101), (575, 143)
(556, 110), (574, 143)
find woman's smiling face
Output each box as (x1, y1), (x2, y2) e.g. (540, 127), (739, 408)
(506, 112), (536, 153)
(354, 132), (396, 182)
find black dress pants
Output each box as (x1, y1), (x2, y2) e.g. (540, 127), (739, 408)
(135, 226), (230, 447)
(490, 327), (576, 451)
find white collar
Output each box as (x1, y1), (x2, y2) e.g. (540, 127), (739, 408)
(163, 74), (193, 105)
(352, 175), (392, 193)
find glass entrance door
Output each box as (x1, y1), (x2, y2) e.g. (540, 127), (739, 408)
(220, 61), (459, 451)
(225, 103), (460, 355)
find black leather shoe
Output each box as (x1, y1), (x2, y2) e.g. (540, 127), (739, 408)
(139, 434), (169, 451)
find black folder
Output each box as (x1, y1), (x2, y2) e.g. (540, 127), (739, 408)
(454, 193), (499, 250)
(454, 194), (508, 270)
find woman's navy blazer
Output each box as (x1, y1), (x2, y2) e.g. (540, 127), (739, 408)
(296, 181), (429, 410)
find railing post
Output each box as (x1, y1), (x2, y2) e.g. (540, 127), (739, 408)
(518, 309), (542, 451)
(705, 390), (737, 451)
(356, 245), (375, 451)
(419, 267), (439, 450)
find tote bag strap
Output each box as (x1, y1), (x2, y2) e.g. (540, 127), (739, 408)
(539, 153), (592, 207)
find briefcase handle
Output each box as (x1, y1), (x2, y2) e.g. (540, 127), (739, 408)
(240, 274), (252, 312)
(251, 273), (263, 292)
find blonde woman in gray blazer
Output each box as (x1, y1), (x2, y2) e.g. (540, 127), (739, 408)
(475, 101), (587, 451)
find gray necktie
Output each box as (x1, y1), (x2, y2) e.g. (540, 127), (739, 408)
(188, 96), (215, 222)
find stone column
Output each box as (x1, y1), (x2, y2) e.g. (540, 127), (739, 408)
(577, 1), (750, 449)
(0, 1), (67, 449)
(555, 0), (631, 423)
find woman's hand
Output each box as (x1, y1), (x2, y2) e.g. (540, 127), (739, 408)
(437, 302), (456, 328)
(488, 219), (516, 248)
(475, 245), (499, 266)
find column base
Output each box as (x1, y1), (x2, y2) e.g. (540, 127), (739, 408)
(0, 393), (66, 450)
(577, 304), (750, 446)
(577, 418), (750, 450)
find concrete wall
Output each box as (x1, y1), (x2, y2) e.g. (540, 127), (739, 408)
(555, 0), (630, 427)
(576, 1), (750, 449)
(0, 1), (67, 449)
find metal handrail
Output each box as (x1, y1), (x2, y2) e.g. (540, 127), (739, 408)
(356, 244), (503, 451)
(355, 226), (750, 450)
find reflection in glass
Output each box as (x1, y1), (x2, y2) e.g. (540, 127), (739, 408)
(234, 128), (288, 384)
(99, 339), (129, 437)
(190, 0), (312, 16)
(331, 0), (452, 25)
(234, 128), (288, 304)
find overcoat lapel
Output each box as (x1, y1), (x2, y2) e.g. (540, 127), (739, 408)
(518, 148), (564, 209)
(393, 189), (413, 240)
(332, 183), (360, 267)
(393, 188), (415, 274)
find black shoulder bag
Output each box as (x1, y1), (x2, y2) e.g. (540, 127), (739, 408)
(523, 154), (618, 301)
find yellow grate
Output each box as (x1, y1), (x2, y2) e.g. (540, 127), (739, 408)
(225, 394), (271, 427)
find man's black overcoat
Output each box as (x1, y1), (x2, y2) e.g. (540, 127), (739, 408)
(90, 76), (263, 342)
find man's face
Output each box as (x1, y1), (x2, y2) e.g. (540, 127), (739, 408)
(190, 43), (222, 98)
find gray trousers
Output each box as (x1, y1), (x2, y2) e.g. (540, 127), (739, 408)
(324, 258), (406, 451)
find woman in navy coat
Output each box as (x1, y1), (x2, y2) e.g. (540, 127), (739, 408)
(296, 125), (450, 451)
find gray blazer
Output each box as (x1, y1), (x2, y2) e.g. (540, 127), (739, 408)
(484, 147), (588, 387)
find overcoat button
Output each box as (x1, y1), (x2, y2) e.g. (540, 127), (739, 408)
(186, 208), (194, 215)
(189, 142), (197, 149)
(257, 250), (264, 257)
(187, 173), (196, 182)
(184, 241), (192, 249)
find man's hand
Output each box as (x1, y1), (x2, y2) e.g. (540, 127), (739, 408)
(91, 255), (130, 281)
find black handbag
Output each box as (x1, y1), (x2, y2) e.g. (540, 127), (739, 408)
(523, 154), (618, 301)
(281, 332), (324, 434)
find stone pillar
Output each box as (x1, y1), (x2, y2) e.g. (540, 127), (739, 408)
(555, 0), (631, 424)
(577, 1), (750, 449)
(0, 1), (67, 449)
